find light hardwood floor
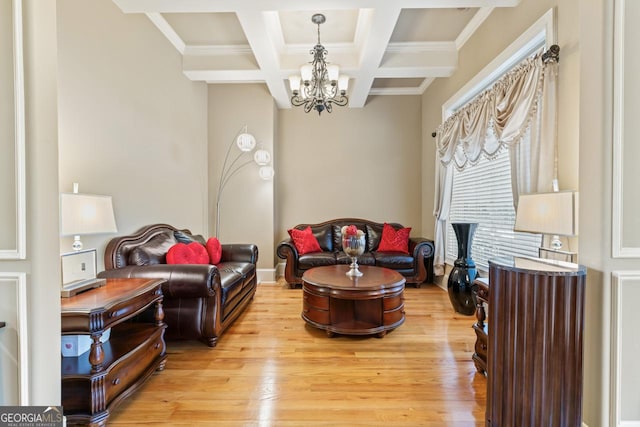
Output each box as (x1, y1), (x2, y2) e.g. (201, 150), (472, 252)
(109, 280), (486, 426)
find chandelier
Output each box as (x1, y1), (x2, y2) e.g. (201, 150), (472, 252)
(288, 14), (349, 115)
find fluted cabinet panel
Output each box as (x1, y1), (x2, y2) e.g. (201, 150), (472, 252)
(486, 258), (586, 427)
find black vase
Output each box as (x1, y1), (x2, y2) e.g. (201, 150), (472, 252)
(447, 222), (478, 315)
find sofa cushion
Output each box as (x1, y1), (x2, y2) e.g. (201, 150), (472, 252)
(218, 268), (245, 307)
(373, 252), (414, 270)
(218, 261), (255, 288)
(128, 232), (177, 265)
(166, 242), (209, 265)
(298, 252), (337, 270)
(206, 237), (222, 264)
(378, 223), (411, 253)
(289, 226), (322, 255)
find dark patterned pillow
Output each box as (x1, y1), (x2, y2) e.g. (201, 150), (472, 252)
(128, 232), (177, 265)
(366, 224), (384, 252)
(174, 230), (206, 245)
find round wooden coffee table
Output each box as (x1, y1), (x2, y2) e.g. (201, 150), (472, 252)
(301, 265), (406, 338)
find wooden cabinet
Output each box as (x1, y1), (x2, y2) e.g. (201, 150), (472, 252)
(61, 278), (167, 426)
(485, 257), (586, 427)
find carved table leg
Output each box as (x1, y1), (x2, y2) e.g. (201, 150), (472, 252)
(89, 333), (105, 373)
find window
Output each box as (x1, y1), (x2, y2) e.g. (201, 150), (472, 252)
(445, 134), (542, 270)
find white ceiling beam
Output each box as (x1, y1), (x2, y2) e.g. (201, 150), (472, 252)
(114, 0), (521, 14)
(145, 12), (185, 54)
(455, 7), (494, 49)
(235, 10), (291, 108)
(183, 69), (264, 82)
(348, 5), (402, 107)
(375, 66), (457, 78)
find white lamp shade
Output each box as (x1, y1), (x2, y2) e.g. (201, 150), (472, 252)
(236, 132), (256, 152)
(514, 191), (578, 236)
(338, 75), (349, 91)
(254, 148), (271, 166)
(289, 75), (301, 92)
(327, 64), (339, 81)
(60, 193), (118, 236)
(259, 166), (275, 180)
(300, 65), (313, 82)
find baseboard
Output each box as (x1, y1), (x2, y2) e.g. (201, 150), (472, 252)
(257, 268), (276, 284)
(275, 261), (286, 279)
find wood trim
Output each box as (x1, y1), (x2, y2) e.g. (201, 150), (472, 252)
(611, 271), (640, 426)
(612, 0), (640, 258)
(0, 0), (26, 260)
(0, 272), (28, 404)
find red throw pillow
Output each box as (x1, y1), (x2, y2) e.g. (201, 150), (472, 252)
(206, 237), (222, 265)
(377, 223), (411, 253)
(288, 226), (322, 255)
(166, 242), (209, 264)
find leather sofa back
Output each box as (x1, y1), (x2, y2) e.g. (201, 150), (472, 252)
(290, 218), (405, 253)
(104, 224), (191, 269)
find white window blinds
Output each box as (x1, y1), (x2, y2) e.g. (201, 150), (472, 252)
(445, 146), (542, 270)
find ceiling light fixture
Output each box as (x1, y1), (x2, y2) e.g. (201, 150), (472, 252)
(289, 14), (349, 115)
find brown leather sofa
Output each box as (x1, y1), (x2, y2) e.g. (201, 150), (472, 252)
(98, 224), (257, 347)
(277, 218), (435, 288)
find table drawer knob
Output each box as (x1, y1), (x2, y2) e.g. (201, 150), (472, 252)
(155, 343), (161, 349)
(112, 378), (120, 385)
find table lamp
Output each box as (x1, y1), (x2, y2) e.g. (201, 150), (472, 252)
(60, 184), (117, 252)
(514, 190), (578, 253)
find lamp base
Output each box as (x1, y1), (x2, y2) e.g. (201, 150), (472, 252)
(72, 235), (83, 251)
(61, 278), (106, 298)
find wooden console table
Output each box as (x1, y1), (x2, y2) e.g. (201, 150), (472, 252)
(61, 278), (167, 426)
(484, 257), (586, 426)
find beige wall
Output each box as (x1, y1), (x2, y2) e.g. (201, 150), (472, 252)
(277, 95), (423, 248)
(57, 0), (208, 269)
(208, 84), (276, 272)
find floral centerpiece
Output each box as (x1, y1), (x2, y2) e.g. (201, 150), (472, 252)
(341, 225), (366, 277)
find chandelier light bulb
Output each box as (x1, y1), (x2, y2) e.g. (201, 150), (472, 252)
(300, 65), (313, 82)
(338, 75), (349, 92)
(327, 65), (339, 81)
(289, 75), (301, 92)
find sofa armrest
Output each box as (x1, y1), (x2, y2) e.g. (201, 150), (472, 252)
(220, 244), (258, 264)
(98, 264), (220, 299)
(276, 239), (298, 260)
(409, 237), (435, 259)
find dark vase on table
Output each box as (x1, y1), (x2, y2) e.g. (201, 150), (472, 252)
(447, 222), (478, 315)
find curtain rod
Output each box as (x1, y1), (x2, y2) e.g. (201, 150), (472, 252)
(431, 44), (561, 138)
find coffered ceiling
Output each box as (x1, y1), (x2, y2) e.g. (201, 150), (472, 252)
(112, 0), (521, 109)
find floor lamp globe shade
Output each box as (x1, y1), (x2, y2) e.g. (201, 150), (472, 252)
(236, 133), (256, 152)
(259, 166), (275, 180)
(254, 149), (271, 166)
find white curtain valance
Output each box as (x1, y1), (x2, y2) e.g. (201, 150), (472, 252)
(436, 53), (557, 171)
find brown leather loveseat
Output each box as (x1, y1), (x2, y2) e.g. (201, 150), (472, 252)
(277, 218), (434, 288)
(98, 223), (257, 347)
